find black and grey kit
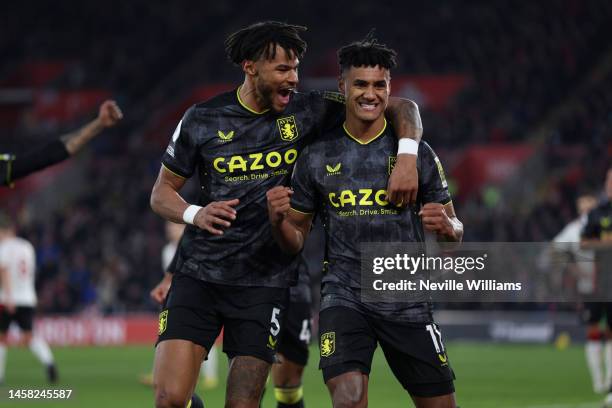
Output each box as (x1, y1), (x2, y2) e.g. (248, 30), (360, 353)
(162, 88), (343, 288)
(290, 120), (455, 396)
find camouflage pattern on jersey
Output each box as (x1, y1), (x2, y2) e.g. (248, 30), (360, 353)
(291, 121), (451, 322)
(162, 89), (343, 287)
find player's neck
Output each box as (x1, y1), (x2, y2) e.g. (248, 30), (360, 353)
(343, 115), (386, 144)
(238, 82), (268, 114)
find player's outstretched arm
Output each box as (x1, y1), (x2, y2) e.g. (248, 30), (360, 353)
(6, 100), (123, 185)
(61, 100), (123, 155)
(386, 97), (423, 207)
(420, 201), (463, 244)
(267, 186), (313, 254)
(150, 167), (238, 235)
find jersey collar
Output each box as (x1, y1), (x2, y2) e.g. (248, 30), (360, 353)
(236, 86), (270, 115)
(342, 118), (387, 145)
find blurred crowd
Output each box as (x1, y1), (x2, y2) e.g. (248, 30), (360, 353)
(1, 1), (611, 314)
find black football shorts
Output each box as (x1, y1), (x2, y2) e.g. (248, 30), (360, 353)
(0, 306), (34, 333)
(277, 301), (312, 366)
(157, 273), (289, 364)
(318, 306), (455, 398)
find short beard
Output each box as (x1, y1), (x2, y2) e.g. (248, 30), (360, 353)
(255, 78), (275, 111)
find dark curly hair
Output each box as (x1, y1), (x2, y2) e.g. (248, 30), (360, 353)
(225, 21), (307, 65)
(337, 30), (397, 73)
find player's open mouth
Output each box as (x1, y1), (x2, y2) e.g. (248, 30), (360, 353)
(358, 102), (379, 112)
(277, 88), (295, 105)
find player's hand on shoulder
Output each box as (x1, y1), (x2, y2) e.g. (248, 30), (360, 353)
(193, 199), (239, 236)
(419, 202), (452, 235)
(98, 100), (123, 128)
(387, 154), (418, 208)
(266, 186), (293, 226)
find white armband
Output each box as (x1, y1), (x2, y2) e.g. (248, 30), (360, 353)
(182, 205), (202, 225)
(397, 138), (419, 155)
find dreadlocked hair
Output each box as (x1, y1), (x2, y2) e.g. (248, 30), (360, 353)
(225, 21), (307, 65)
(337, 30), (397, 72)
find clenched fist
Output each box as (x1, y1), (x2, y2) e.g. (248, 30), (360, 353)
(98, 100), (123, 128)
(420, 202), (453, 237)
(266, 186), (293, 226)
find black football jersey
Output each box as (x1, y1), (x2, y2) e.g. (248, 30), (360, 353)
(291, 120), (451, 322)
(162, 88), (343, 287)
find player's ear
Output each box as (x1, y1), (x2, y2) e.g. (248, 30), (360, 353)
(243, 60), (257, 76)
(338, 75), (346, 94)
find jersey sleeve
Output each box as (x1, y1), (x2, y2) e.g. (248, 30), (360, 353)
(419, 142), (452, 205)
(0, 139), (68, 187)
(161, 107), (201, 178)
(581, 208), (600, 239)
(290, 147), (317, 214)
(308, 91), (345, 134)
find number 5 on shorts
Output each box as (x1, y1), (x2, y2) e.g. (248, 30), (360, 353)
(270, 307), (281, 336)
(267, 308), (281, 350)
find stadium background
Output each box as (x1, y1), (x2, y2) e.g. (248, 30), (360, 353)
(1, 0), (611, 406)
